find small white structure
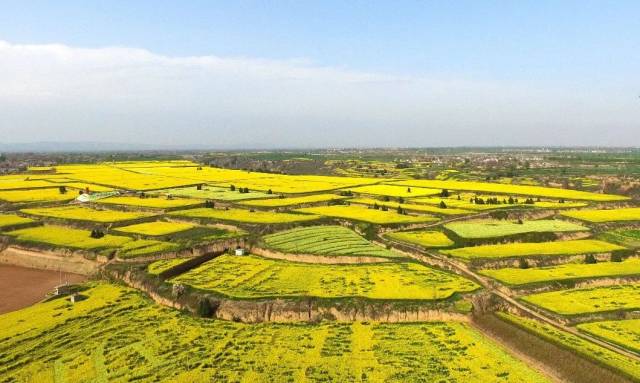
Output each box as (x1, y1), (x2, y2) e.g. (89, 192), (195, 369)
(235, 247), (246, 256)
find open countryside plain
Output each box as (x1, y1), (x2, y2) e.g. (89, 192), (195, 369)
(1, 156), (639, 383)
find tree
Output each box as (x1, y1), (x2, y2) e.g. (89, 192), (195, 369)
(196, 184), (203, 190)
(373, 202), (380, 210)
(457, 194), (461, 200)
(230, 185), (236, 191)
(381, 205), (388, 211)
(267, 189), (273, 194)
(508, 196), (515, 204)
(439, 201), (447, 209)
(407, 187), (411, 193)
(517, 257), (529, 269)
(58, 186), (67, 194)
(440, 189), (450, 197)
(383, 196), (390, 202)
(398, 197), (404, 204)
(197, 299), (212, 317)
(397, 205), (404, 214)
(584, 254), (597, 264)
(610, 252), (623, 262)
(516, 218), (523, 224)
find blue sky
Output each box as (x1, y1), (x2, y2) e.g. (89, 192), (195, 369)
(0, 1), (638, 147)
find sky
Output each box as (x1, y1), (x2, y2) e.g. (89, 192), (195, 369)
(0, 1), (639, 148)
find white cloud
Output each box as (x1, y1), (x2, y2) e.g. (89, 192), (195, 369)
(0, 40), (637, 148)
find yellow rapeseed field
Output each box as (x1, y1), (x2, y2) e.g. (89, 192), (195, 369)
(561, 207), (640, 222)
(169, 207), (320, 224)
(21, 205), (155, 223)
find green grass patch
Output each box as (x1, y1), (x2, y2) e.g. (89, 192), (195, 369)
(444, 219), (589, 239)
(384, 230), (454, 248)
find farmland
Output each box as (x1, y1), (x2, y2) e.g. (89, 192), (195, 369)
(97, 195), (203, 208)
(441, 239), (624, 260)
(115, 221), (195, 236)
(498, 313), (640, 380)
(348, 184), (441, 197)
(479, 258), (640, 285)
(21, 205), (155, 223)
(239, 193), (347, 207)
(0, 188), (77, 203)
(6, 225), (132, 250)
(262, 225), (402, 258)
(0, 154), (638, 381)
(0, 214), (34, 229)
(172, 255), (479, 300)
(158, 185), (273, 201)
(577, 319), (640, 353)
(147, 257), (192, 275)
(444, 219), (589, 239)
(296, 204), (437, 224)
(390, 179), (628, 201)
(384, 230), (454, 248)
(562, 207), (640, 222)
(0, 283), (547, 383)
(169, 207), (320, 224)
(350, 197), (472, 215)
(521, 283), (640, 315)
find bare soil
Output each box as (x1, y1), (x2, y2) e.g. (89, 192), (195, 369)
(0, 265), (86, 314)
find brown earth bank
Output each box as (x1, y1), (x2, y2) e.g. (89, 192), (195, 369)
(0, 265), (86, 314)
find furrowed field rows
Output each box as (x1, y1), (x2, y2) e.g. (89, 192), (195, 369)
(441, 239), (624, 260)
(577, 319), (640, 354)
(262, 225), (402, 258)
(479, 258), (640, 285)
(521, 283), (640, 315)
(0, 283), (547, 383)
(444, 219), (589, 239)
(171, 255), (479, 300)
(498, 313), (640, 380)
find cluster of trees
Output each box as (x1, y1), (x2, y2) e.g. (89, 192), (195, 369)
(230, 185), (250, 193)
(58, 186), (67, 194)
(204, 200), (215, 208)
(90, 229), (104, 239)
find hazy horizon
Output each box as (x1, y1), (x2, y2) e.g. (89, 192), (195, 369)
(1, 2), (639, 148)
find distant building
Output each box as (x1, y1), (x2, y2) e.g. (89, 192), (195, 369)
(53, 284), (72, 296)
(235, 247), (246, 256)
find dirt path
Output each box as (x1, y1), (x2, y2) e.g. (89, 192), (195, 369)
(0, 265), (87, 314)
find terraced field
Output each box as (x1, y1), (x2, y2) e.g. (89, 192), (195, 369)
(97, 196), (203, 208)
(350, 197), (472, 215)
(169, 207), (320, 224)
(599, 229), (640, 248)
(5, 225), (132, 250)
(0, 214), (34, 229)
(239, 193), (347, 207)
(147, 257), (192, 275)
(498, 313), (640, 380)
(521, 283), (640, 315)
(5, 225), (176, 257)
(158, 185), (273, 201)
(21, 205), (155, 223)
(441, 239), (624, 260)
(479, 258), (640, 285)
(262, 225), (401, 258)
(444, 219), (589, 239)
(0, 283), (547, 383)
(295, 204), (437, 224)
(172, 255), (479, 300)
(577, 319), (640, 353)
(562, 207), (640, 222)
(348, 184), (441, 197)
(0, 188), (77, 203)
(390, 179), (628, 201)
(384, 230), (454, 248)
(115, 221), (196, 236)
